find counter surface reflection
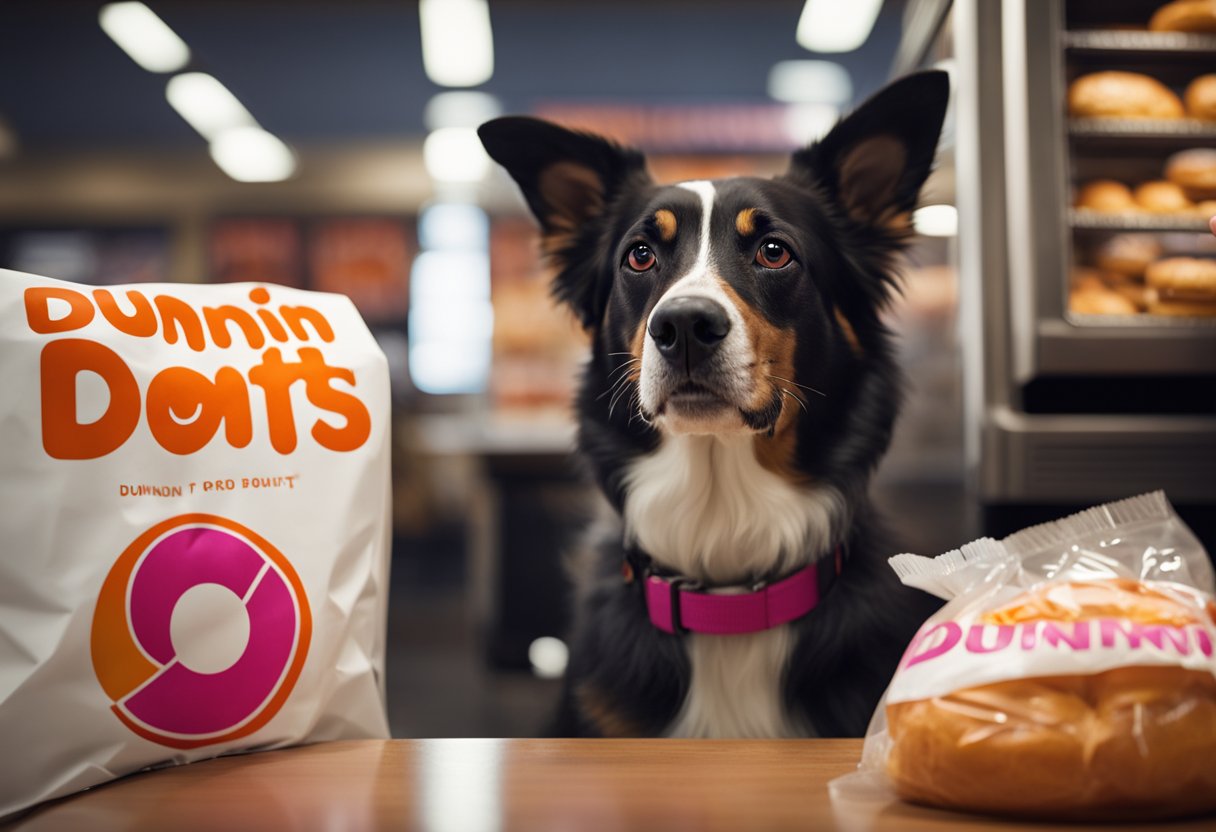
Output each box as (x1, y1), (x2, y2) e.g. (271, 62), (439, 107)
(2, 739), (1210, 831)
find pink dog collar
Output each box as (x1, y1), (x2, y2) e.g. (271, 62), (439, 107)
(644, 554), (836, 636)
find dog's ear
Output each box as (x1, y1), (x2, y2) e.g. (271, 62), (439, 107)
(788, 70), (949, 230)
(479, 117), (651, 328)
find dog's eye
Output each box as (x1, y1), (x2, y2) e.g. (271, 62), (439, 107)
(755, 241), (792, 269)
(626, 244), (656, 272)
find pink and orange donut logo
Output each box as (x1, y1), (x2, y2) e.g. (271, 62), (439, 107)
(91, 514), (311, 748)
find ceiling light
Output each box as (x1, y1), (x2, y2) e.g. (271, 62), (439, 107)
(99, 2), (191, 73)
(166, 73), (257, 140)
(423, 91), (502, 131)
(408, 250), (493, 395)
(419, 0), (494, 87)
(783, 104), (839, 144)
(423, 127), (491, 184)
(767, 61), (853, 105)
(913, 204), (958, 237)
(796, 0), (884, 54)
(418, 203), (490, 251)
(209, 127), (296, 183)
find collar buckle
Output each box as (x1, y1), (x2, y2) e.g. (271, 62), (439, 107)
(668, 576), (703, 636)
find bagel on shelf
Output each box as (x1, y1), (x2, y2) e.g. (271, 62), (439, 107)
(1150, 1), (1216, 35)
(1068, 71), (1185, 119)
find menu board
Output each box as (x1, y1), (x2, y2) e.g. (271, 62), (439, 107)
(3, 227), (170, 285)
(209, 218), (303, 287)
(308, 219), (413, 324)
(490, 218), (587, 411)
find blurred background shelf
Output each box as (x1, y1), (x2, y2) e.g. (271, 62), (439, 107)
(1069, 119), (1216, 145)
(1069, 210), (1214, 233)
(1064, 30), (1216, 55)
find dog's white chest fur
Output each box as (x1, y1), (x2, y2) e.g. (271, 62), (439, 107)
(622, 435), (844, 737)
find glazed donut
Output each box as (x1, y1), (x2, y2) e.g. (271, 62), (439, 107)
(1150, 0), (1216, 33)
(1068, 72), (1185, 120)
(885, 578), (1216, 819)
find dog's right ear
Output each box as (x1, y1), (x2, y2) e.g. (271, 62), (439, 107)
(479, 117), (650, 328)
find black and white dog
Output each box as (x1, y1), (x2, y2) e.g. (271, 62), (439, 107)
(478, 71), (948, 738)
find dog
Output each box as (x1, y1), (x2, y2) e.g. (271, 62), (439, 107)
(478, 70), (949, 738)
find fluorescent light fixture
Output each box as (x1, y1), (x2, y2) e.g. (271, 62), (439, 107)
(423, 127), (491, 184)
(913, 204), (958, 237)
(408, 334), (493, 395)
(419, 203), (490, 251)
(408, 250), (493, 394)
(410, 250), (491, 305)
(783, 103), (839, 144)
(423, 91), (502, 131)
(796, 0), (884, 53)
(166, 73), (257, 140)
(99, 2), (190, 73)
(419, 0), (494, 87)
(209, 127), (296, 182)
(767, 60), (853, 104)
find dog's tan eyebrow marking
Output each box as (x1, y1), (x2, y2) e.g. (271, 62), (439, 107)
(654, 209), (677, 242)
(735, 208), (759, 236)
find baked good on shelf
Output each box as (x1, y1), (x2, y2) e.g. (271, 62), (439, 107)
(1074, 180), (1138, 213)
(1068, 72), (1185, 119)
(1069, 267), (1110, 292)
(1071, 267), (1150, 311)
(1093, 234), (1163, 277)
(1133, 180), (1196, 213)
(1150, 0), (1216, 33)
(885, 578), (1216, 819)
(1184, 74), (1216, 120)
(1165, 148), (1216, 200)
(1070, 287), (1141, 315)
(1145, 256), (1216, 316)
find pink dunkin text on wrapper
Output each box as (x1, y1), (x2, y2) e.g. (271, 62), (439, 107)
(886, 611), (1216, 705)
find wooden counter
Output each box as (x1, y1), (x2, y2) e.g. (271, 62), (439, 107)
(3, 739), (1211, 831)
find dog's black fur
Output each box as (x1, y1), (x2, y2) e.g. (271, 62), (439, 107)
(479, 71), (949, 738)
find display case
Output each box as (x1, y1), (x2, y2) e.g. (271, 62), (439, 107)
(952, 0), (1216, 513)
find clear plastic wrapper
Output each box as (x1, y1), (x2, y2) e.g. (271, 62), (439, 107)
(831, 492), (1216, 821)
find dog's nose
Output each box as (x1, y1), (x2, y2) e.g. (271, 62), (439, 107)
(648, 296), (731, 373)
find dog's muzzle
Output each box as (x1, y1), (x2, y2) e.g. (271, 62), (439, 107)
(647, 296), (730, 376)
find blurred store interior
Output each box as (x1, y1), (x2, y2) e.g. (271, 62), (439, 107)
(1, 0), (1213, 736)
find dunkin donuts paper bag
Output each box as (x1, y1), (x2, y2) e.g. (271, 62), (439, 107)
(0, 270), (392, 817)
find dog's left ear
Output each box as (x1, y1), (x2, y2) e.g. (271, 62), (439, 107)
(479, 117), (651, 329)
(788, 70), (949, 230)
